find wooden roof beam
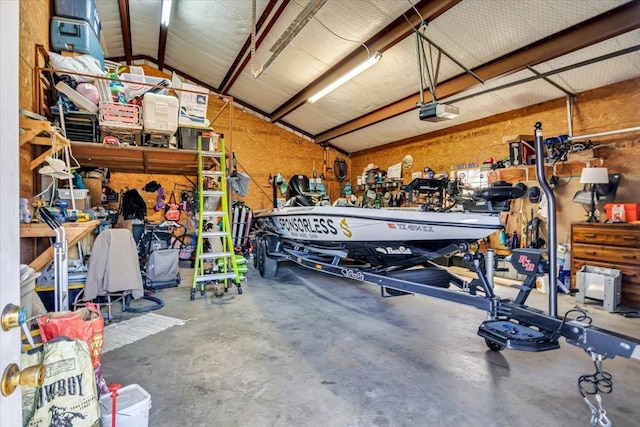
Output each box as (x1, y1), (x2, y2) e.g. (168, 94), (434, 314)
(315, 0), (640, 144)
(117, 0), (133, 65)
(158, 24), (169, 71)
(269, 0), (461, 123)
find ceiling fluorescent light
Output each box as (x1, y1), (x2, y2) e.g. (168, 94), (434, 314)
(308, 52), (382, 103)
(161, 0), (173, 26)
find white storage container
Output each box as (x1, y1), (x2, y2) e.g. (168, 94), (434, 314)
(120, 73), (170, 101)
(143, 93), (179, 135)
(99, 384), (152, 427)
(58, 188), (89, 199)
(20, 267), (42, 318)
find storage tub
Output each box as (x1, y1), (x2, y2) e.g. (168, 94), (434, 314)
(21, 270), (42, 318)
(58, 188), (89, 200)
(100, 384), (152, 427)
(35, 283), (84, 312)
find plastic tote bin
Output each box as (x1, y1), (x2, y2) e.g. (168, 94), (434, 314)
(54, 0), (101, 38)
(50, 16), (104, 69)
(100, 384), (152, 427)
(20, 270), (42, 318)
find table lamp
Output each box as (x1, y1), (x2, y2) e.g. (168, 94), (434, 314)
(580, 167), (609, 222)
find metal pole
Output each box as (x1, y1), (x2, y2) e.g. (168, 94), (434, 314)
(568, 126), (640, 141)
(534, 122), (557, 317)
(565, 95), (574, 137)
(416, 31), (425, 105)
(485, 249), (495, 293)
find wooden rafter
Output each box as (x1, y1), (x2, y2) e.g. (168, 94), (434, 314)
(158, 23), (169, 71)
(117, 0), (133, 65)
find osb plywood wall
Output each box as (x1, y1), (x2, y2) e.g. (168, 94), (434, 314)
(19, 0), (50, 198)
(350, 77), (640, 244)
(20, 0), (51, 264)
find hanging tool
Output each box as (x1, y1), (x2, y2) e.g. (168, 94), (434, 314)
(334, 158), (347, 194)
(321, 146), (331, 180)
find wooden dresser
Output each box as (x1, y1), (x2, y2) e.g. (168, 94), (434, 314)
(571, 222), (640, 308)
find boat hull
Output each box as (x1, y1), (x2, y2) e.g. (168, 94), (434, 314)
(254, 206), (502, 243)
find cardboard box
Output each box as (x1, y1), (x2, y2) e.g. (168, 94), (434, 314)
(172, 73), (208, 126)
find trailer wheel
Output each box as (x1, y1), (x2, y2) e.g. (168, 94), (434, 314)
(484, 338), (505, 352)
(252, 240), (260, 268)
(258, 238), (278, 279)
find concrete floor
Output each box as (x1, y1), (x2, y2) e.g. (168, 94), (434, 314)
(101, 263), (640, 427)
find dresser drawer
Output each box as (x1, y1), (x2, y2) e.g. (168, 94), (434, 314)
(572, 225), (640, 248)
(572, 243), (640, 265)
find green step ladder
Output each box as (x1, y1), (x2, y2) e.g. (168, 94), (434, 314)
(190, 131), (242, 300)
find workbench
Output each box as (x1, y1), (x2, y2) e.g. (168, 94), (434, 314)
(20, 220), (100, 272)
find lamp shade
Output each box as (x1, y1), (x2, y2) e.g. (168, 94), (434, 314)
(580, 167), (609, 184)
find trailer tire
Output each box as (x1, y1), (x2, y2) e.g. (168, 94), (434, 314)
(258, 238), (278, 279)
(484, 338), (505, 352)
(253, 239), (260, 270)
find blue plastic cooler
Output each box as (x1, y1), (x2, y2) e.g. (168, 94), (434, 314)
(54, 0), (101, 38)
(50, 16), (104, 69)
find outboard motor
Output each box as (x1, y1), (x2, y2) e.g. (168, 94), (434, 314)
(287, 174), (328, 205)
(288, 174), (311, 199)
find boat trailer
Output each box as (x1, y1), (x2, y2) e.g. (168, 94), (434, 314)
(252, 123), (639, 426)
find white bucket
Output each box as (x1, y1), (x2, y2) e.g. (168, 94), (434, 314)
(99, 384), (152, 427)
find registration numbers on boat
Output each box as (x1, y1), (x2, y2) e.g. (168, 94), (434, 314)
(392, 223), (435, 232)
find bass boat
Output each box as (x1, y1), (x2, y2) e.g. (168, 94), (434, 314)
(253, 177), (524, 269)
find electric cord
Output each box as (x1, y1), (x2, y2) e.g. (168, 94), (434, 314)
(578, 358), (613, 397)
(578, 352), (613, 427)
(309, 5), (370, 57)
(549, 308), (592, 342)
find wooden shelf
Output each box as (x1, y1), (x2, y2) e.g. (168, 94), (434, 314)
(21, 220), (100, 272)
(496, 158), (603, 182)
(70, 142), (219, 175)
